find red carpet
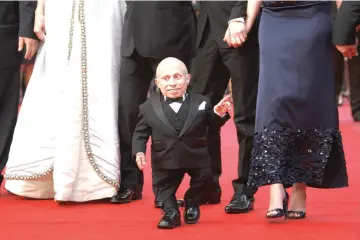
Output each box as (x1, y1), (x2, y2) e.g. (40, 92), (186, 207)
(1, 103), (359, 240)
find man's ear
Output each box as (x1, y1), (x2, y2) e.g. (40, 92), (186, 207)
(186, 74), (191, 85)
(155, 78), (159, 87)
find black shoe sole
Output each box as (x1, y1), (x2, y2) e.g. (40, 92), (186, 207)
(184, 219), (199, 224)
(157, 222), (181, 229)
(110, 196), (142, 204)
(184, 211), (200, 224)
(225, 207), (253, 214)
(225, 203), (254, 214)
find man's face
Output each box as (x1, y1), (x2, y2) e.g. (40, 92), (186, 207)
(155, 67), (190, 98)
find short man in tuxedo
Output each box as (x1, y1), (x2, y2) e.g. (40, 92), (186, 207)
(190, 1), (259, 213)
(0, 1), (38, 186)
(112, 1), (197, 206)
(133, 57), (231, 229)
(333, 1), (360, 121)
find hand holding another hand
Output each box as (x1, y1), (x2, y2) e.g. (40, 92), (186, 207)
(336, 43), (358, 59)
(223, 21), (247, 48)
(214, 95), (233, 116)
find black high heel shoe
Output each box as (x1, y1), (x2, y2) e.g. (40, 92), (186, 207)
(266, 191), (289, 219)
(287, 211), (306, 219)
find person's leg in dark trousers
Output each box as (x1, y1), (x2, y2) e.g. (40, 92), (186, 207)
(155, 169), (184, 229)
(190, 35), (230, 204)
(183, 167), (212, 224)
(112, 52), (154, 203)
(220, 28), (259, 213)
(347, 38), (360, 121)
(0, 66), (20, 186)
(333, 46), (345, 105)
(221, 45), (258, 196)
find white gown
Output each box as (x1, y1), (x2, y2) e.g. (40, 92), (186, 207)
(4, 0), (126, 202)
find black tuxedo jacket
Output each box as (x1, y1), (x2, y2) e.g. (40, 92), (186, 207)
(132, 93), (230, 170)
(333, 1), (360, 45)
(121, 1), (197, 60)
(0, 1), (37, 67)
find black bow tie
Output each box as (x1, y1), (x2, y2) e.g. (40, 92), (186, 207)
(165, 97), (184, 104)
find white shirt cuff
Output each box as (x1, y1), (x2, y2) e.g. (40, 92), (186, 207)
(228, 17), (245, 25)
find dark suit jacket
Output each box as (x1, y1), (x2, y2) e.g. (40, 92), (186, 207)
(230, 1), (248, 19)
(197, 1), (258, 48)
(333, 1), (360, 45)
(121, 1), (197, 60)
(132, 93), (230, 170)
(197, 1), (237, 48)
(0, 1), (37, 67)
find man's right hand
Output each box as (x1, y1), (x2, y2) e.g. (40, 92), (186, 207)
(136, 152), (146, 171)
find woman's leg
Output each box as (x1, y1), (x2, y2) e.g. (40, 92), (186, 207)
(288, 183), (307, 218)
(267, 183), (287, 217)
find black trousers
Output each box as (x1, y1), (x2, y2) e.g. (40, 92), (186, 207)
(0, 66), (20, 181)
(333, 44), (360, 118)
(154, 167), (212, 211)
(118, 51), (191, 194)
(190, 25), (259, 197)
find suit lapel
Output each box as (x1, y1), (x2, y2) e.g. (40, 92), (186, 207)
(151, 93), (178, 135)
(179, 94), (201, 137)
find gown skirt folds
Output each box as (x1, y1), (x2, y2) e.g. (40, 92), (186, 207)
(247, 2), (348, 189)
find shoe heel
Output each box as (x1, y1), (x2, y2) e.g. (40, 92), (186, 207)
(283, 191), (289, 219)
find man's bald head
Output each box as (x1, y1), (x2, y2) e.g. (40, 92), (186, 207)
(155, 57), (191, 98)
(156, 57), (188, 79)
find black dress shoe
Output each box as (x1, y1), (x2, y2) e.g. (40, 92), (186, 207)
(110, 188), (142, 204)
(158, 210), (181, 229)
(154, 199), (185, 208)
(225, 193), (255, 214)
(184, 206), (200, 224)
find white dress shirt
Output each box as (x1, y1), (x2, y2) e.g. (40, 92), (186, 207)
(164, 93), (188, 113)
(164, 93), (225, 117)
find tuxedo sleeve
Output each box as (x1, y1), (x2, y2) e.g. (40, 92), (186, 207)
(229, 1), (247, 21)
(206, 101), (231, 129)
(18, 1), (38, 39)
(333, 1), (360, 45)
(132, 107), (151, 157)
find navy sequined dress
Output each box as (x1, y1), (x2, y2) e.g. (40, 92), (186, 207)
(247, 1), (348, 189)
